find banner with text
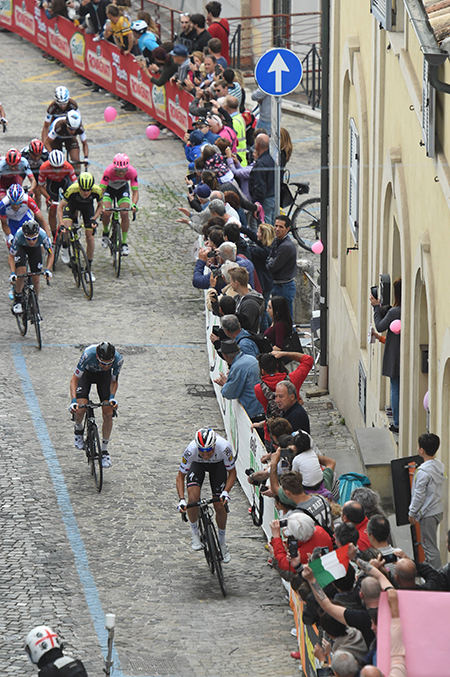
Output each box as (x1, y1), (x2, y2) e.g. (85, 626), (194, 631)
(0, 0), (192, 139)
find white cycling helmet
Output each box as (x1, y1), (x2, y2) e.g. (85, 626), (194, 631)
(131, 19), (148, 33)
(55, 86), (70, 104)
(195, 428), (216, 451)
(49, 149), (65, 167)
(66, 110), (82, 130)
(25, 626), (62, 664)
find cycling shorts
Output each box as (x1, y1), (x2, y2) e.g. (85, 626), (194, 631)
(51, 137), (79, 152)
(47, 177), (71, 202)
(76, 369), (111, 401)
(103, 185), (131, 204)
(14, 245), (43, 272)
(63, 203), (95, 229)
(186, 461), (227, 495)
(0, 175), (23, 194)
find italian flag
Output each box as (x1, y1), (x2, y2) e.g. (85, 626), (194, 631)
(309, 545), (350, 587)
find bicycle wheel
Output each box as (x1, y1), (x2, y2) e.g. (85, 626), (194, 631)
(199, 512), (215, 573)
(291, 198), (321, 252)
(15, 290), (28, 336)
(52, 231), (62, 271)
(87, 423), (103, 492)
(207, 522), (226, 597)
(29, 290), (42, 350)
(111, 216), (122, 278)
(76, 242), (93, 300)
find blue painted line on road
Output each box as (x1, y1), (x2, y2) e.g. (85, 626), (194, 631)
(11, 343), (128, 677)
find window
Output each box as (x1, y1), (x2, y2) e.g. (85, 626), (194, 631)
(359, 360), (367, 423)
(421, 58), (436, 158)
(371, 0), (393, 31)
(348, 118), (360, 242)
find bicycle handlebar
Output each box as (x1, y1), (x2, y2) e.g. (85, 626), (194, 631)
(15, 271), (51, 285)
(181, 496), (229, 521)
(77, 402), (117, 409)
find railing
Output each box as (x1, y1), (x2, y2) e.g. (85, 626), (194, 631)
(301, 44), (322, 110)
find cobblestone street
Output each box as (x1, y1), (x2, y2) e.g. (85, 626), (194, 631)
(0, 31), (357, 677)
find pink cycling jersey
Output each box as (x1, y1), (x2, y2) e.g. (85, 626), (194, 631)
(100, 164), (138, 191)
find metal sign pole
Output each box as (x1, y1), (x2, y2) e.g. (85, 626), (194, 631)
(274, 95), (282, 219)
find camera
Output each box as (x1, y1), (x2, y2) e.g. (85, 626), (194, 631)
(206, 250), (216, 259)
(214, 65), (222, 75)
(204, 90), (211, 102)
(211, 266), (222, 278)
(245, 468), (267, 489)
(279, 519), (288, 528)
(287, 536), (299, 558)
(317, 669), (334, 677)
(370, 285), (378, 300)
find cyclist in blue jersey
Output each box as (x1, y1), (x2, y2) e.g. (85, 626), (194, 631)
(10, 220), (53, 314)
(69, 342), (123, 468)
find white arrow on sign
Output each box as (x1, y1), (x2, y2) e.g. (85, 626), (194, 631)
(267, 52), (290, 93)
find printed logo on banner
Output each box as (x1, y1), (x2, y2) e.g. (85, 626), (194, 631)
(70, 32), (85, 68)
(34, 5), (48, 46)
(48, 26), (70, 59)
(167, 99), (189, 131)
(130, 74), (151, 107)
(14, 2), (34, 34)
(110, 52), (128, 95)
(151, 85), (167, 119)
(87, 49), (112, 83)
(0, 0), (13, 26)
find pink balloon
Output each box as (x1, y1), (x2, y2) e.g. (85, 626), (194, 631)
(423, 391), (429, 411)
(146, 125), (160, 140)
(311, 240), (324, 254)
(104, 106), (118, 123)
(390, 319), (401, 334)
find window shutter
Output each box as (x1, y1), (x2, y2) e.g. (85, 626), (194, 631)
(371, 0), (393, 30)
(422, 58), (436, 158)
(348, 118), (360, 242)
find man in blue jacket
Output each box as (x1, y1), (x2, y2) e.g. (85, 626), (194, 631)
(213, 339), (264, 420)
(249, 133), (275, 224)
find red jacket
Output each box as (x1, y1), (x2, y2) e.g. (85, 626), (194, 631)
(355, 516), (371, 551)
(271, 526), (334, 571)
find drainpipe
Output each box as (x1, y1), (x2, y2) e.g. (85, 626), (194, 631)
(319, 0), (330, 391)
(404, 0), (450, 91)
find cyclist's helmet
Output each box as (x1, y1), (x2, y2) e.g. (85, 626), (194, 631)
(113, 153), (130, 170)
(6, 148), (22, 166)
(25, 625), (62, 664)
(54, 85), (70, 105)
(97, 342), (115, 363)
(22, 220), (40, 238)
(30, 139), (44, 156)
(49, 149), (65, 168)
(131, 19), (148, 33)
(78, 172), (94, 191)
(66, 110), (82, 130)
(7, 183), (24, 204)
(195, 428), (216, 451)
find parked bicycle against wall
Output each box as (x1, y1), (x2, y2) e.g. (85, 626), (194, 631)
(281, 175), (321, 252)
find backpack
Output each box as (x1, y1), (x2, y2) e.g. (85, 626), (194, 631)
(337, 472), (371, 506)
(260, 379), (282, 418)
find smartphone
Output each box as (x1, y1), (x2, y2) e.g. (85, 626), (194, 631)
(186, 172), (196, 181)
(370, 285), (378, 299)
(214, 65), (222, 75)
(317, 669), (334, 677)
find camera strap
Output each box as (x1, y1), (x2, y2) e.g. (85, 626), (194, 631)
(295, 499), (336, 547)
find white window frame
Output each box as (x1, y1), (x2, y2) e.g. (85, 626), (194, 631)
(421, 58), (436, 159)
(371, 0), (393, 30)
(348, 117), (360, 243)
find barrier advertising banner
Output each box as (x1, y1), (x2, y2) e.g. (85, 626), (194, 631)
(0, 0), (192, 139)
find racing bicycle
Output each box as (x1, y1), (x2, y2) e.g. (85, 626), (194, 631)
(103, 200), (136, 278)
(74, 402), (116, 492)
(282, 176), (321, 252)
(13, 271), (49, 350)
(53, 222), (93, 299)
(182, 497), (227, 597)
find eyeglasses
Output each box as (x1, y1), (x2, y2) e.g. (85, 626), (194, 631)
(198, 446), (214, 453)
(24, 234), (39, 241)
(98, 358), (114, 366)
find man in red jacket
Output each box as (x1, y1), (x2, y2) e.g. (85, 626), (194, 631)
(342, 501), (371, 551)
(205, 1), (229, 63)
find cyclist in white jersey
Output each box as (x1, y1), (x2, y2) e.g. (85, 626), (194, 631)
(176, 428), (236, 562)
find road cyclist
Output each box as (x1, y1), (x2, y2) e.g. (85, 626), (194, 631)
(69, 342), (123, 468)
(10, 219), (53, 315)
(41, 85), (80, 141)
(25, 624), (88, 676)
(100, 153), (139, 257)
(44, 110), (89, 175)
(20, 139), (49, 207)
(0, 148), (37, 198)
(56, 172), (103, 280)
(37, 149), (77, 236)
(176, 428), (236, 562)
(0, 183), (50, 299)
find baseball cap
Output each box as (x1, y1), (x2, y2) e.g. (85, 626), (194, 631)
(170, 44), (189, 57)
(194, 184), (211, 198)
(221, 339), (240, 354)
(189, 129), (205, 145)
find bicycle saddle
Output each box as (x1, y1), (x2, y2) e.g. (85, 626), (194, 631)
(289, 181), (310, 194)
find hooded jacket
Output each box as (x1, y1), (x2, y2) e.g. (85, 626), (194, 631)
(409, 458), (446, 519)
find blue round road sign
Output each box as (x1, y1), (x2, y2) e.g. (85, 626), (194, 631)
(255, 48), (303, 97)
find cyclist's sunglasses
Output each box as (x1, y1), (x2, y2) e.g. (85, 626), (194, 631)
(98, 358), (114, 366)
(198, 446), (214, 453)
(24, 234), (39, 241)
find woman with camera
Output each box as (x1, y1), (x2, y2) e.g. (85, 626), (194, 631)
(270, 511), (334, 571)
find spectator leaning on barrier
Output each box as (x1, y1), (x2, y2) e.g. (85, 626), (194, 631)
(217, 240), (256, 289)
(79, 0), (109, 34)
(220, 313), (260, 358)
(169, 44), (190, 84)
(213, 339), (264, 420)
(142, 47), (177, 87)
(275, 379), (310, 435)
(222, 96), (247, 166)
(104, 4), (132, 54)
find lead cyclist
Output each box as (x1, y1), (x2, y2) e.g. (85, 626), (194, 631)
(100, 153), (139, 256)
(176, 428), (236, 563)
